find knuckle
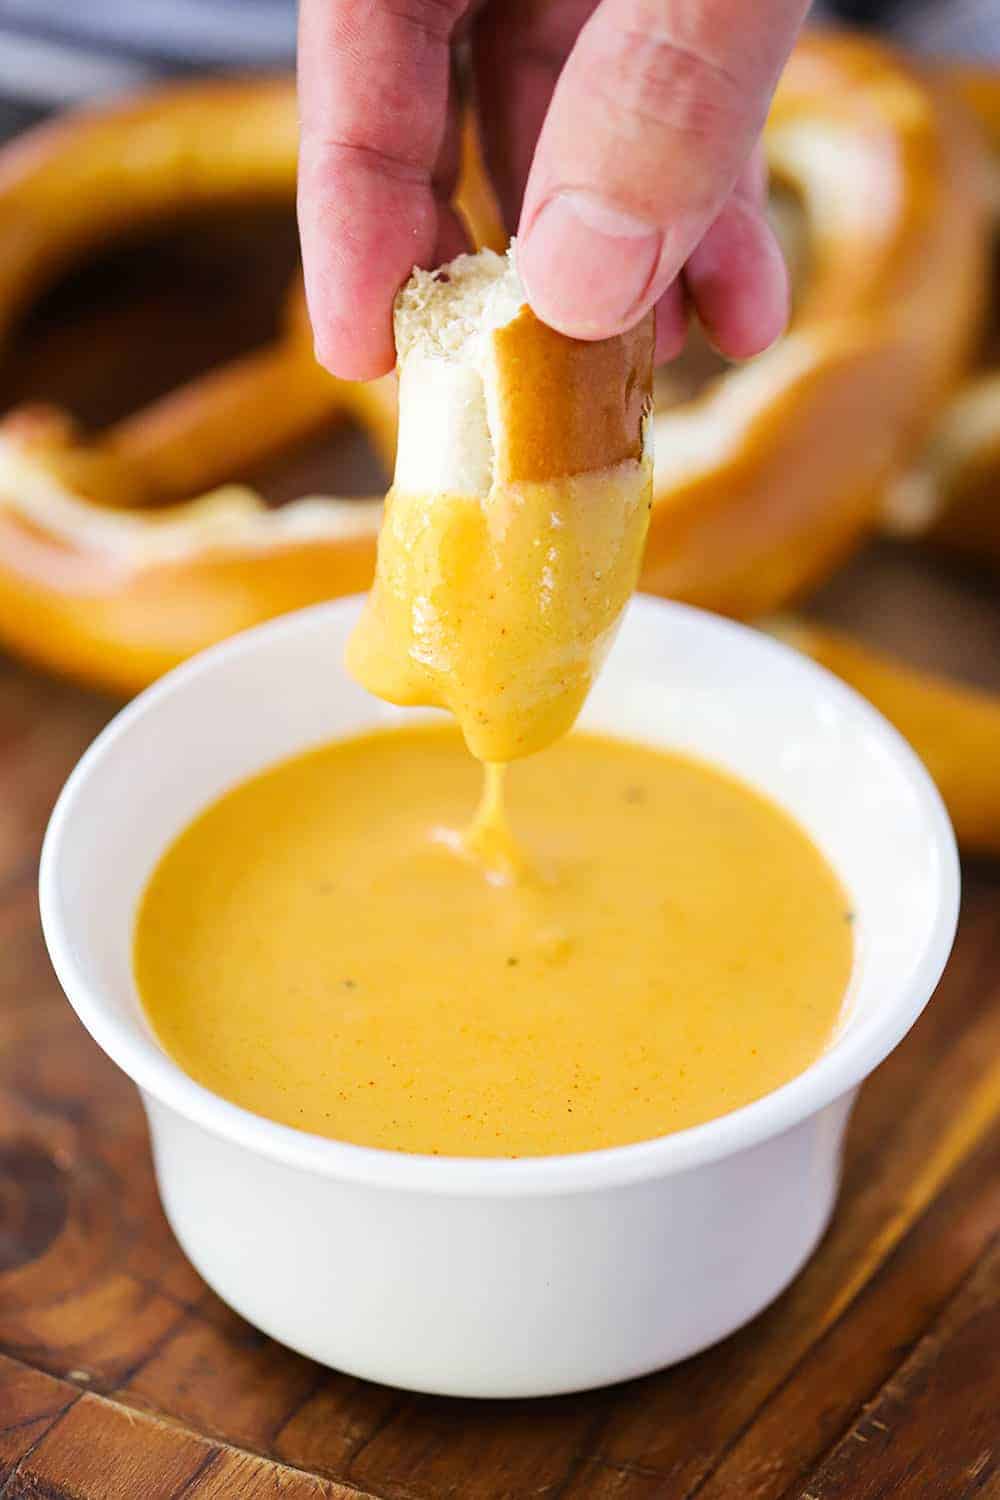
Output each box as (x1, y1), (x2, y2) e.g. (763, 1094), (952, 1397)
(304, 136), (431, 186)
(585, 26), (749, 148)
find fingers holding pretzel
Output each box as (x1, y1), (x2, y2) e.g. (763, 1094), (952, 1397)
(297, 0), (807, 377)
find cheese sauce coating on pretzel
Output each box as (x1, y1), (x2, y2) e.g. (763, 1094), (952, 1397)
(346, 249), (654, 765)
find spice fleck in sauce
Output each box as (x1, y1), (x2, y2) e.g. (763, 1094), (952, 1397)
(135, 724), (852, 1158)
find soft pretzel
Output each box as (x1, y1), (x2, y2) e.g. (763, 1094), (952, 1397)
(0, 37), (986, 694)
(883, 66), (1000, 565)
(772, 621), (1000, 857)
(644, 34), (986, 616)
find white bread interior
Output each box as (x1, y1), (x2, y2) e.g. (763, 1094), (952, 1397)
(392, 246), (526, 499)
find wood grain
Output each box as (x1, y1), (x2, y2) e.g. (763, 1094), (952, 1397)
(792, 1237), (1000, 1499)
(0, 1353), (364, 1499)
(0, 204), (999, 1499)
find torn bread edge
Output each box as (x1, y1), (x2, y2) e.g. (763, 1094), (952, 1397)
(392, 244), (654, 498)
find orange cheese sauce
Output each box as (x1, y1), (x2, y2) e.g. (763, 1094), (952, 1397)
(135, 724), (852, 1158)
(346, 463), (652, 764)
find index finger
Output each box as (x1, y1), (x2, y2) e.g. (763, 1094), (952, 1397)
(297, 0), (470, 379)
(517, 0), (806, 342)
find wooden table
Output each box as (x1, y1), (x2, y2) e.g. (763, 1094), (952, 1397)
(2, 212), (1000, 1500)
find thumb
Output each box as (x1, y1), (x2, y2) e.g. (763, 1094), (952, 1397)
(517, 0), (807, 341)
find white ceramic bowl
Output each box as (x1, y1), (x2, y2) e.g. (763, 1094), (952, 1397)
(40, 596), (959, 1398)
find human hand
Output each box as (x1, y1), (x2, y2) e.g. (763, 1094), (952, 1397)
(298, 0), (808, 380)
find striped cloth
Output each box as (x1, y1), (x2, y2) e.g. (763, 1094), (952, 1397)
(814, 0), (1000, 56)
(0, 1), (294, 107)
(0, 0), (994, 112)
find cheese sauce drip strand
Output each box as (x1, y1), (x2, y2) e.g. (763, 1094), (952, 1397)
(464, 763), (526, 883)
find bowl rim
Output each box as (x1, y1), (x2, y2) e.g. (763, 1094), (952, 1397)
(39, 594), (960, 1197)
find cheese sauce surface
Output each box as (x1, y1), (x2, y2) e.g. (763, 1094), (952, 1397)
(135, 724), (853, 1158)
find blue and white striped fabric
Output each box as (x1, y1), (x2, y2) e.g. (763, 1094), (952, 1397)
(0, 0), (295, 106)
(0, 0), (994, 111)
(813, 0), (1000, 59)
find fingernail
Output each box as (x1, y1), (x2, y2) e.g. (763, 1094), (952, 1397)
(520, 191), (663, 337)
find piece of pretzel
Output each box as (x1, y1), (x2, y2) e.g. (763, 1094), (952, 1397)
(772, 621), (1000, 857)
(0, 37), (987, 694)
(883, 66), (1000, 566)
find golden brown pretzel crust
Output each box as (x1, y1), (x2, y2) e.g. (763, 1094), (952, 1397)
(492, 308), (653, 483)
(883, 65), (1000, 565)
(0, 36), (988, 695)
(0, 509), (379, 694)
(774, 621), (1000, 857)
